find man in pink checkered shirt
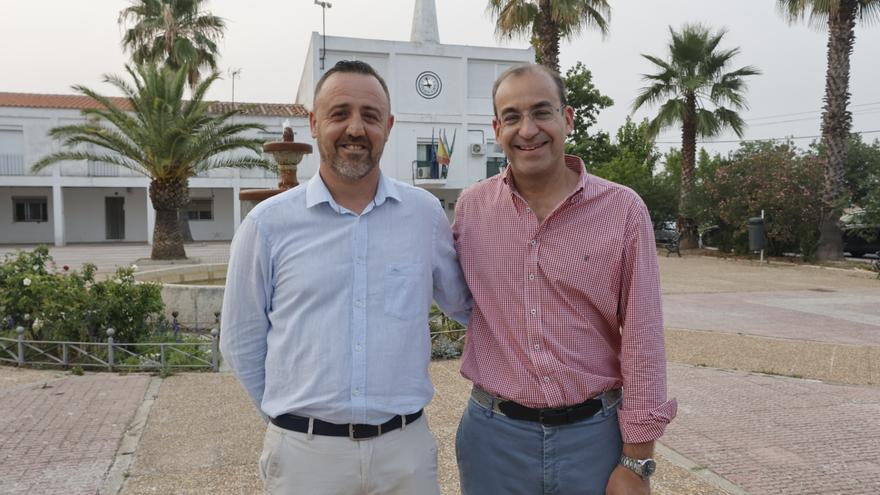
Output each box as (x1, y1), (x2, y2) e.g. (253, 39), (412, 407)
(452, 64), (677, 495)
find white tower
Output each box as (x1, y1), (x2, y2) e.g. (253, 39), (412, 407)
(410, 0), (440, 43)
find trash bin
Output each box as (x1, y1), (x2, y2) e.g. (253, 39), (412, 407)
(748, 217), (765, 251)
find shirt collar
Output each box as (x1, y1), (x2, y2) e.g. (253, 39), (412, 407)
(305, 169), (402, 212)
(501, 154), (589, 202)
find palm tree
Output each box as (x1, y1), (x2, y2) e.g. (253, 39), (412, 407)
(488, 0), (610, 72)
(777, 0), (880, 261)
(32, 65), (267, 260)
(119, 0), (226, 88)
(632, 25), (760, 248)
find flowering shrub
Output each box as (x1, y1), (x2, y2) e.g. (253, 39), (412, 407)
(0, 246), (164, 342)
(698, 141), (824, 257)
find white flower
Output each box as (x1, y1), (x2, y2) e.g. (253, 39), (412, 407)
(22, 278), (32, 287)
(114, 278), (123, 284)
(131, 264), (138, 271)
(32, 318), (43, 331)
(23, 313), (31, 321)
(32, 265), (39, 271)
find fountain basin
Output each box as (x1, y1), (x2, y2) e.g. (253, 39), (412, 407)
(135, 264), (228, 330)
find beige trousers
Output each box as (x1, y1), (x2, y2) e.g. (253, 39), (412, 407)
(259, 414), (440, 495)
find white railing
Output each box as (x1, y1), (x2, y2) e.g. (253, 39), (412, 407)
(0, 154), (25, 175)
(88, 161), (120, 177)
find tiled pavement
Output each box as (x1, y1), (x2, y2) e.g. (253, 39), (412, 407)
(664, 364), (880, 495)
(2, 245), (880, 494)
(664, 288), (880, 345)
(0, 374), (150, 495)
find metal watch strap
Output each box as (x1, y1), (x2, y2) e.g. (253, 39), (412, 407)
(619, 454), (656, 479)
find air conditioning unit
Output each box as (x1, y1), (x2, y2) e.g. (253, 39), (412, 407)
(470, 143), (485, 155)
(416, 167), (432, 179)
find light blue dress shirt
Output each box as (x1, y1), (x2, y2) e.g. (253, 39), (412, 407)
(220, 171), (471, 425)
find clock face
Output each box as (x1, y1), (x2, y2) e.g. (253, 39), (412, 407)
(416, 71), (442, 99)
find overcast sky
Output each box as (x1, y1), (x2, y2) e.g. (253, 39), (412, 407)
(3, 0), (879, 154)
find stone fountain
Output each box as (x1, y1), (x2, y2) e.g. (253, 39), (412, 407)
(240, 121), (313, 208)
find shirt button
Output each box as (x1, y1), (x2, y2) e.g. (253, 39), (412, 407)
(534, 344), (540, 350)
(355, 344), (363, 352)
(528, 274), (535, 281)
(530, 240), (537, 246)
(543, 376), (551, 383)
(355, 299), (364, 307)
(530, 309), (537, 315)
(525, 207), (532, 213)
(353, 388), (360, 396)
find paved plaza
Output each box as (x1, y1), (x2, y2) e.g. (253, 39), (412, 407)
(1, 243), (879, 494)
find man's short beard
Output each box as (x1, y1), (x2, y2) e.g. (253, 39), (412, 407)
(329, 156), (378, 180)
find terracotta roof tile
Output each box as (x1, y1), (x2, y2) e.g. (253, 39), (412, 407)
(0, 92), (308, 117)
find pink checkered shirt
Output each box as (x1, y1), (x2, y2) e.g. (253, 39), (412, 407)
(452, 155), (677, 443)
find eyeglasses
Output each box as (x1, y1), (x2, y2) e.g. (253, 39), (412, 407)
(498, 105), (564, 127)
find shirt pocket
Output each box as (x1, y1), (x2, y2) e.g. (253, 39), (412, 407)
(384, 262), (424, 320)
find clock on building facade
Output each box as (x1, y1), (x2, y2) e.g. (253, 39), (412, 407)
(416, 71), (442, 99)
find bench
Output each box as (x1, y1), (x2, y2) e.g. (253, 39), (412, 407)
(664, 232), (681, 258)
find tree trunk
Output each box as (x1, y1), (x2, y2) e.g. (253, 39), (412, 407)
(678, 94), (699, 249)
(815, 0), (856, 261)
(178, 210), (194, 243)
(536, 0), (561, 72)
(149, 177), (189, 260)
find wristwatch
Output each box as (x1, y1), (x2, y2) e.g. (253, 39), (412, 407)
(619, 454), (657, 479)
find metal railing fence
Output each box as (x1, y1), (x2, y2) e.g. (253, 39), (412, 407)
(1, 326), (220, 371)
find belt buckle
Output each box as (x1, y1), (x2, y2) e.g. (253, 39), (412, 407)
(349, 423), (381, 441)
(538, 408), (571, 426)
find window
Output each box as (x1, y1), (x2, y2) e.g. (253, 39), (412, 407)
(13, 197), (48, 222)
(185, 199), (213, 221)
(414, 142), (439, 179)
(485, 141), (507, 178)
(0, 129), (25, 175)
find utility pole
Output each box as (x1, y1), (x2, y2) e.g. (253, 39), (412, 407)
(228, 68), (242, 109)
(314, 1), (332, 70)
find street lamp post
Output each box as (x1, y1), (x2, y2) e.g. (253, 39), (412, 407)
(314, 0), (332, 70)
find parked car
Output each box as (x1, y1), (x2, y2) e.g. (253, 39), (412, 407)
(654, 221), (677, 244)
(841, 208), (880, 258)
(843, 226), (880, 258)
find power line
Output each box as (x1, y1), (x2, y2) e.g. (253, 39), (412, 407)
(745, 108), (880, 128)
(654, 128), (880, 145)
(744, 100), (880, 121)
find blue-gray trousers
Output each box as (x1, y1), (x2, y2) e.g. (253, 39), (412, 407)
(455, 395), (623, 495)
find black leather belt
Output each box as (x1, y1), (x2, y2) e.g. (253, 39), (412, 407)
(270, 410), (423, 440)
(471, 386), (618, 426)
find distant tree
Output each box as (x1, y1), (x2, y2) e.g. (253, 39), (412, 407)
(32, 65), (267, 260)
(591, 118), (677, 226)
(488, 0), (610, 72)
(777, 0), (880, 260)
(119, 0), (226, 88)
(632, 24), (760, 248)
(562, 62), (615, 168)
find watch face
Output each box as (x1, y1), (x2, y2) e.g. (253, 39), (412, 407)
(416, 71), (442, 99)
(641, 459), (657, 477)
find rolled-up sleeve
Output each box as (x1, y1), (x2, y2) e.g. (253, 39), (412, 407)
(616, 198), (677, 443)
(219, 216), (274, 417)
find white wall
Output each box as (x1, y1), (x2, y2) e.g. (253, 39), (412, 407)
(64, 187), (148, 243)
(188, 188), (235, 241)
(0, 187), (54, 244)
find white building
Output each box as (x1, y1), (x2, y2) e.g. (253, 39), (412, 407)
(0, 0), (532, 246)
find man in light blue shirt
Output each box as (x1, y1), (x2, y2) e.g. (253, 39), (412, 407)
(220, 60), (470, 495)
